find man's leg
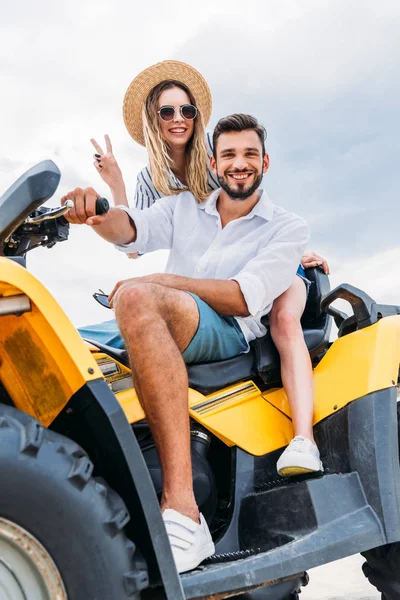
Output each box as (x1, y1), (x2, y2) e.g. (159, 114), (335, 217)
(113, 281), (200, 521)
(269, 277), (323, 475)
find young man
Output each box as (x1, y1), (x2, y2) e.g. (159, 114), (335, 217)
(63, 114), (317, 573)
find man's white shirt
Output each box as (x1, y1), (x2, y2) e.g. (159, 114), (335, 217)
(115, 188), (309, 346)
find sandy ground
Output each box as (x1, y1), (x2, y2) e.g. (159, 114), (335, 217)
(303, 554), (380, 599)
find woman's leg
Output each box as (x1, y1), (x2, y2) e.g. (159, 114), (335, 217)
(269, 276), (314, 440)
(269, 277), (322, 475)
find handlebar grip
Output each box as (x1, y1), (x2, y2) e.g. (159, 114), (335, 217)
(95, 197), (109, 215)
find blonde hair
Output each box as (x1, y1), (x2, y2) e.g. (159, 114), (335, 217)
(142, 80), (210, 203)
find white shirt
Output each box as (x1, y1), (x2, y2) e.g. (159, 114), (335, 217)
(115, 189), (309, 344)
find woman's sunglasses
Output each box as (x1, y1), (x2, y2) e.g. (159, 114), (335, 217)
(157, 104), (198, 122)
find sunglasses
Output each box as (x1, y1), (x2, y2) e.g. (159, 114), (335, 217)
(157, 104), (198, 122)
(93, 290), (111, 309)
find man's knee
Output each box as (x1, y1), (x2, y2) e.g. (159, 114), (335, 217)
(114, 282), (159, 322)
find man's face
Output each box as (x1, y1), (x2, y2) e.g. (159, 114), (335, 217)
(210, 130), (269, 200)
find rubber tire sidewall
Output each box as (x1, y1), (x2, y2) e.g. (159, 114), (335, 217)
(0, 405), (141, 600)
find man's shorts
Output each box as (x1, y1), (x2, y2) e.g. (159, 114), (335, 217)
(183, 267), (310, 365)
(78, 268), (310, 360)
(182, 293), (248, 365)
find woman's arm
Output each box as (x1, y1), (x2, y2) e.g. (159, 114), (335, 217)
(91, 135), (129, 207)
(110, 179), (129, 207)
(301, 251), (330, 274)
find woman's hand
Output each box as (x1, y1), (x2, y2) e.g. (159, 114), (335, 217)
(91, 135), (123, 189)
(301, 251), (330, 274)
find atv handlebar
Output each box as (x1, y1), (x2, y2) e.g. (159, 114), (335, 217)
(58, 197), (110, 224)
(95, 197), (110, 215)
(2, 197), (110, 258)
(321, 283), (400, 337)
(27, 200), (74, 224)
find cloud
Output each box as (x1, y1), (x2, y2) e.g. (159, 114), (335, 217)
(0, 0), (399, 327)
(173, 1), (400, 259)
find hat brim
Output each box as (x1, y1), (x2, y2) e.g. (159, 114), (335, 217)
(123, 60), (212, 146)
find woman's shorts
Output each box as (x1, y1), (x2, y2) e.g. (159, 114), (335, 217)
(296, 265), (312, 296)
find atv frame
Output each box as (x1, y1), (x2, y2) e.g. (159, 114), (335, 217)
(1, 161), (400, 599)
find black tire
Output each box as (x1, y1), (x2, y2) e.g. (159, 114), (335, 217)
(362, 543), (400, 599)
(361, 402), (400, 600)
(0, 404), (148, 600)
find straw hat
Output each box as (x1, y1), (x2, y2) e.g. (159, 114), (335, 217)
(123, 60), (212, 146)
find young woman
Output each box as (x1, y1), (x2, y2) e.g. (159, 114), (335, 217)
(79, 60), (329, 476)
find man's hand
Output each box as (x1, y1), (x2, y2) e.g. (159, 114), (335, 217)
(61, 188), (137, 245)
(301, 252), (330, 275)
(61, 187), (109, 227)
(91, 135), (123, 190)
(108, 273), (249, 316)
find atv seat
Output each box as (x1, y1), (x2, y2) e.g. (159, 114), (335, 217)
(86, 268), (331, 395)
(187, 267), (331, 394)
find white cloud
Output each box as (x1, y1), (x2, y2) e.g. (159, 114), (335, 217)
(1, 0), (399, 331)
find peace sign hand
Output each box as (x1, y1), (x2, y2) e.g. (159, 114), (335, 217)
(91, 135), (123, 190)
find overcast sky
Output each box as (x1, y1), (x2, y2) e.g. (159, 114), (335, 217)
(0, 0), (399, 327)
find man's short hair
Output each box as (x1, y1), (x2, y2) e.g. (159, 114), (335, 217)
(212, 114), (267, 157)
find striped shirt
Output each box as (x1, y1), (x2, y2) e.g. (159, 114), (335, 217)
(133, 132), (219, 209)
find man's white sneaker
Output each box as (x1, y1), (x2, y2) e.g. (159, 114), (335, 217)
(277, 436), (323, 477)
(162, 509), (215, 573)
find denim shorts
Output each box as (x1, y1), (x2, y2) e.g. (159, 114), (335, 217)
(296, 265), (312, 296)
(182, 293), (248, 365)
(79, 270), (310, 356)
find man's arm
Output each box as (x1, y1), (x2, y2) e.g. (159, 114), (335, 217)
(61, 187), (175, 251)
(108, 273), (250, 316)
(233, 217), (310, 316)
(61, 187), (136, 244)
(161, 217), (310, 317)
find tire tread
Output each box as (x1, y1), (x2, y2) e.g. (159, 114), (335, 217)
(0, 404), (148, 598)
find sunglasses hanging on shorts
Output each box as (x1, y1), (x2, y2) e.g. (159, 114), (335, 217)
(157, 104), (198, 122)
(93, 289), (112, 309)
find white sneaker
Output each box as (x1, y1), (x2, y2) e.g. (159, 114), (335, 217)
(277, 436), (323, 477)
(162, 509), (215, 573)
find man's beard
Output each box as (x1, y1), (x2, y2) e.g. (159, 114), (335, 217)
(217, 171), (263, 200)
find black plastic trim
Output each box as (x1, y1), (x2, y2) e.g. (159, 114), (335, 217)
(0, 160), (61, 241)
(50, 379), (185, 600)
(321, 283), (400, 336)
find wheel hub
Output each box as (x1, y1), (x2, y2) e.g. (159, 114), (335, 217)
(0, 518), (67, 600)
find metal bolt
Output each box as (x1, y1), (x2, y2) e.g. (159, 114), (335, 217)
(392, 380), (396, 385)
(88, 367), (94, 374)
(333, 404), (338, 410)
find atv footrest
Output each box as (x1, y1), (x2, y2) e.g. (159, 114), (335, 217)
(181, 472), (384, 600)
(239, 472), (381, 552)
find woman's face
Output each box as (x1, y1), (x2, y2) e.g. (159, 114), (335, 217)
(157, 86), (195, 149)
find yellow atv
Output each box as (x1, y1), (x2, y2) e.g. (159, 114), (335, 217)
(1, 160), (400, 600)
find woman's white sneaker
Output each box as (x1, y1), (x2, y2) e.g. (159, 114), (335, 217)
(162, 509), (215, 573)
(277, 436), (323, 477)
